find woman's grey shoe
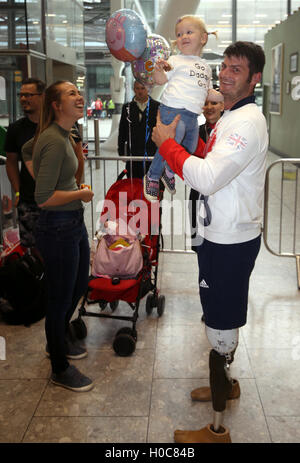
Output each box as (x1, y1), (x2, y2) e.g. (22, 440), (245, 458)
(45, 340), (87, 360)
(51, 365), (94, 392)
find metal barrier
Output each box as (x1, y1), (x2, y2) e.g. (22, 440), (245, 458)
(263, 158), (300, 289)
(5, 152), (299, 277)
(85, 156), (194, 254)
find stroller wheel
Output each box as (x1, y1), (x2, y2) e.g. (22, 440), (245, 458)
(110, 300), (119, 312)
(113, 333), (136, 356)
(70, 317), (87, 340)
(157, 295), (165, 317)
(116, 326), (138, 341)
(146, 293), (155, 315)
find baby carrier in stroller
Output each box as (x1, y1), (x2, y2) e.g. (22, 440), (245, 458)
(71, 175), (165, 356)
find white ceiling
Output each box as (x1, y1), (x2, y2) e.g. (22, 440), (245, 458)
(84, 0), (300, 58)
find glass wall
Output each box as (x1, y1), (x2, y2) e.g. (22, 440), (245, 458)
(0, 0), (84, 126)
(0, 0), (43, 52)
(46, 0), (84, 65)
(26, 0), (44, 53)
(292, 0), (300, 10)
(236, 0), (291, 45)
(86, 63), (114, 105)
(0, 54), (27, 125)
(0, 53), (46, 125)
(155, 0), (300, 56)
(196, 0), (232, 58)
(0, 0), (27, 50)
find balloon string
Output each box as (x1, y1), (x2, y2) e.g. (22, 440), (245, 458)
(142, 98), (151, 199)
(126, 102), (134, 191)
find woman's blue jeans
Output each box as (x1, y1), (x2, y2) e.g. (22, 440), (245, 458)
(36, 208), (90, 374)
(148, 104), (199, 181)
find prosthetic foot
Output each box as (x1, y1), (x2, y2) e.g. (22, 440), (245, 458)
(191, 378), (240, 402)
(174, 424), (231, 443)
(174, 349), (234, 443)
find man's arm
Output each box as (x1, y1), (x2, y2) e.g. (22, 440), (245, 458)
(159, 117), (266, 196)
(151, 110), (180, 147)
(151, 111), (190, 180)
(5, 152), (20, 205)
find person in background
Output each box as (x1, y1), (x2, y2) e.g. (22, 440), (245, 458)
(31, 80), (94, 392)
(95, 97), (103, 118)
(118, 80), (160, 179)
(5, 78), (45, 248)
(90, 99), (96, 118)
(151, 41), (268, 443)
(107, 97), (115, 118)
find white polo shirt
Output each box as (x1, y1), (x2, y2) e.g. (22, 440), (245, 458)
(182, 100), (269, 244)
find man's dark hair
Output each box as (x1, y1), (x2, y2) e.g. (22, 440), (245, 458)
(224, 41), (265, 81)
(21, 77), (46, 94)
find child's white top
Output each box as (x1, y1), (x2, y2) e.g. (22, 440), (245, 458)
(161, 54), (212, 115)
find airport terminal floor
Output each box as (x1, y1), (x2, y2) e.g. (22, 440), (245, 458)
(0, 119), (299, 443)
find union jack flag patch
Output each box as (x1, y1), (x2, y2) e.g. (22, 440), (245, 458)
(226, 133), (247, 151)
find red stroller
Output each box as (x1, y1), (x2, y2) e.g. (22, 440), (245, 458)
(71, 175), (165, 356)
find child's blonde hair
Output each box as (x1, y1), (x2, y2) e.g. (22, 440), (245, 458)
(171, 15), (217, 52)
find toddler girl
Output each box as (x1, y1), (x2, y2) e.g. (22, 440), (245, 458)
(143, 15), (216, 201)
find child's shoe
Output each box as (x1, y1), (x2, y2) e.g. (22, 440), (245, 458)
(143, 175), (159, 201)
(162, 169), (176, 194)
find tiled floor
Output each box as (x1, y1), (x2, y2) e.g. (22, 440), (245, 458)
(0, 148), (299, 443)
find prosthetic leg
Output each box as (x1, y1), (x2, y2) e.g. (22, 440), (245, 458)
(174, 327), (239, 443)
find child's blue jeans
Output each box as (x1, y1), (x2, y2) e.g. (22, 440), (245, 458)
(148, 104), (199, 180)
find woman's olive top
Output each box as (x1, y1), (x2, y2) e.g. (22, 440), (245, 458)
(31, 122), (82, 211)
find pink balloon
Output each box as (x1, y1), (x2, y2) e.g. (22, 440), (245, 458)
(106, 9), (147, 62)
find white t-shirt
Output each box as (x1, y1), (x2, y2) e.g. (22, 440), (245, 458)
(161, 54), (212, 115)
(182, 102), (269, 244)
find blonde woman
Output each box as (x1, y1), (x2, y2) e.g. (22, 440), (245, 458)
(32, 81), (94, 392)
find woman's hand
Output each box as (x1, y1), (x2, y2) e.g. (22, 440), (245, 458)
(80, 188), (94, 203)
